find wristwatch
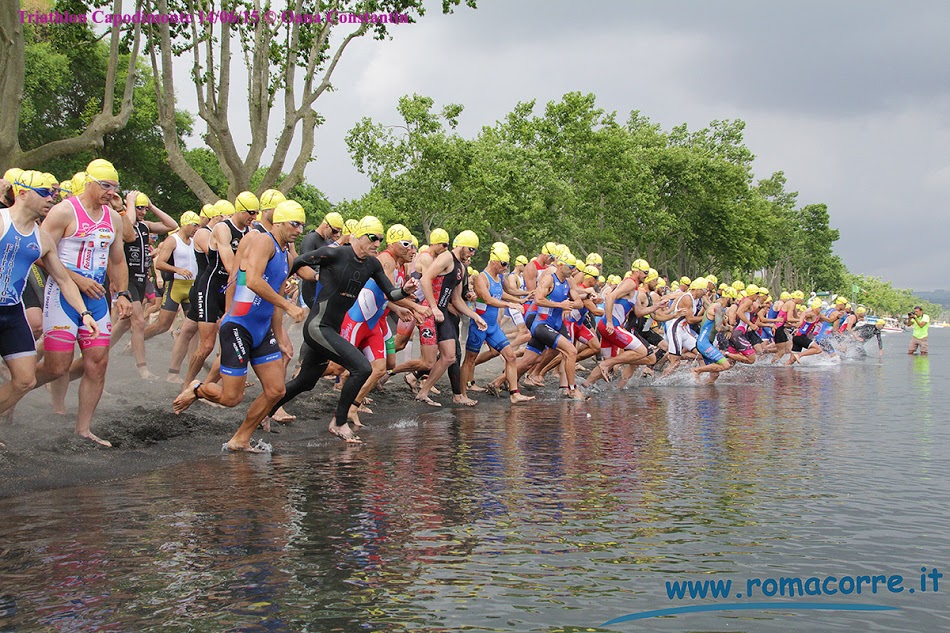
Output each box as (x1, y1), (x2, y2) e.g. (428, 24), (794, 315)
(81, 310), (93, 319)
(116, 290), (133, 302)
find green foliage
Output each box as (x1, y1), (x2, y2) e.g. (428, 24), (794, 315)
(21, 20), (197, 216)
(345, 91), (834, 282)
(842, 275), (942, 319)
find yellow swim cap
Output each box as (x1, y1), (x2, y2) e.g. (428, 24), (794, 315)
(690, 277), (708, 290)
(134, 192), (150, 208)
(631, 258), (650, 272)
(656, 277), (667, 288)
(732, 280), (745, 291)
(410, 235), (418, 248)
(541, 242), (558, 256)
(213, 199), (236, 216)
(60, 180), (73, 195)
(856, 306), (867, 314)
(386, 224), (413, 244)
(586, 252), (603, 265)
(453, 230), (479, 250)
(354, 215), (384, 238)
(235, 191), (260, 213)
(259, 189), (286, 210)
(201, 203), (217, 219)
(324, 212), (345, 230)
(467, 266), (478, 277)
(746, 283), (760, 295)
(810, 298), (823, 309)
(344, 219), (358, 236)
(792, 290), (805, 300)
(489, 242), (510, 263)
(3, 168), (23, 184)
(598, 275), (605, 284)
(780, 291), (791, 301)
(607, 274), (621, 285)
(706, 274), (718, 285)
(680, 276), (692, 286)
(71, 172), (87, 196)
(559, 252), (577, 268)
(12, 170), (54, 195)
(179, 211), (201, 226)
(645, 268), (659, 283)
(272, 200), (306, 224)
(429, 228), (449, 246)
(584, 265), (599, 278)
(515, 255), (529, 266)
(86, 158), (119, 183)
(834, 296), (847, 305)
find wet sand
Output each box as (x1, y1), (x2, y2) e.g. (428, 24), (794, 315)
(0, 325), (509, 499)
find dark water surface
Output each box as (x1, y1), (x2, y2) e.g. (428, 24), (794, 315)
(1, 332), (948, 632)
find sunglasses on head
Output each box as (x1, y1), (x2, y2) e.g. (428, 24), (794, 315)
(288, 221), (304, 228)
(89, 176), (119, 191)
(18, 184), (55, 198)
(364, 233), (383, 243)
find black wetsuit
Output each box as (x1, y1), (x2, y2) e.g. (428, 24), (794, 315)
(852, 323), (883, 356)
(434, 251), (466, 396)
(270, 244), (407, 425)
(299, 230), (329, 308)
(124, 220), (152, 302)
(187, 219), (246, 322)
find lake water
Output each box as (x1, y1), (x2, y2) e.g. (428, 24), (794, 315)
(1, 331), (947, 632)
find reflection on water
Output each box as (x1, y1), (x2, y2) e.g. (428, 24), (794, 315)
(1, 344), (949, 632)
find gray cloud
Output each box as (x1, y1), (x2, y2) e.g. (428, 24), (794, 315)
(292, 0), (950, 290)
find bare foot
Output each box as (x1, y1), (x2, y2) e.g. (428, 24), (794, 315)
(524, 376), (545, 387)
(260, 418), (272, 433)
(568, 389), (588, 401)
(79, 432), (112, 447)
(467, 383), (487, 393)
(510, 392), (535, 404)
(138, 368), (159, 380)
(486, 383), (501, 397)
(404, 373), (419, 395)
(173, 380), (201, 414)
(598, 360), (613, 381)
(223, 440), (267, 453)
(415, 394), (441, 407)
(347, 407), (364, 428)
(328, 419), (363, 443)
(166, 373), (184, 384)
(271, 408), (296, 423)
(358, 403), (373, 414)
(430, 386), (441, 395)
(452, 395), (478, 407)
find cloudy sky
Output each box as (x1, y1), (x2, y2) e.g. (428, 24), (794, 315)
(200, 0), (950, 291)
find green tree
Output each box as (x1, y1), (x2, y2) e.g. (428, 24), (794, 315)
(144, 0), (476, 202)
(0, 1), (142, 170)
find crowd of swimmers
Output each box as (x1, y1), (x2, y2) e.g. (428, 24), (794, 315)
(0, 159), (888, 450)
